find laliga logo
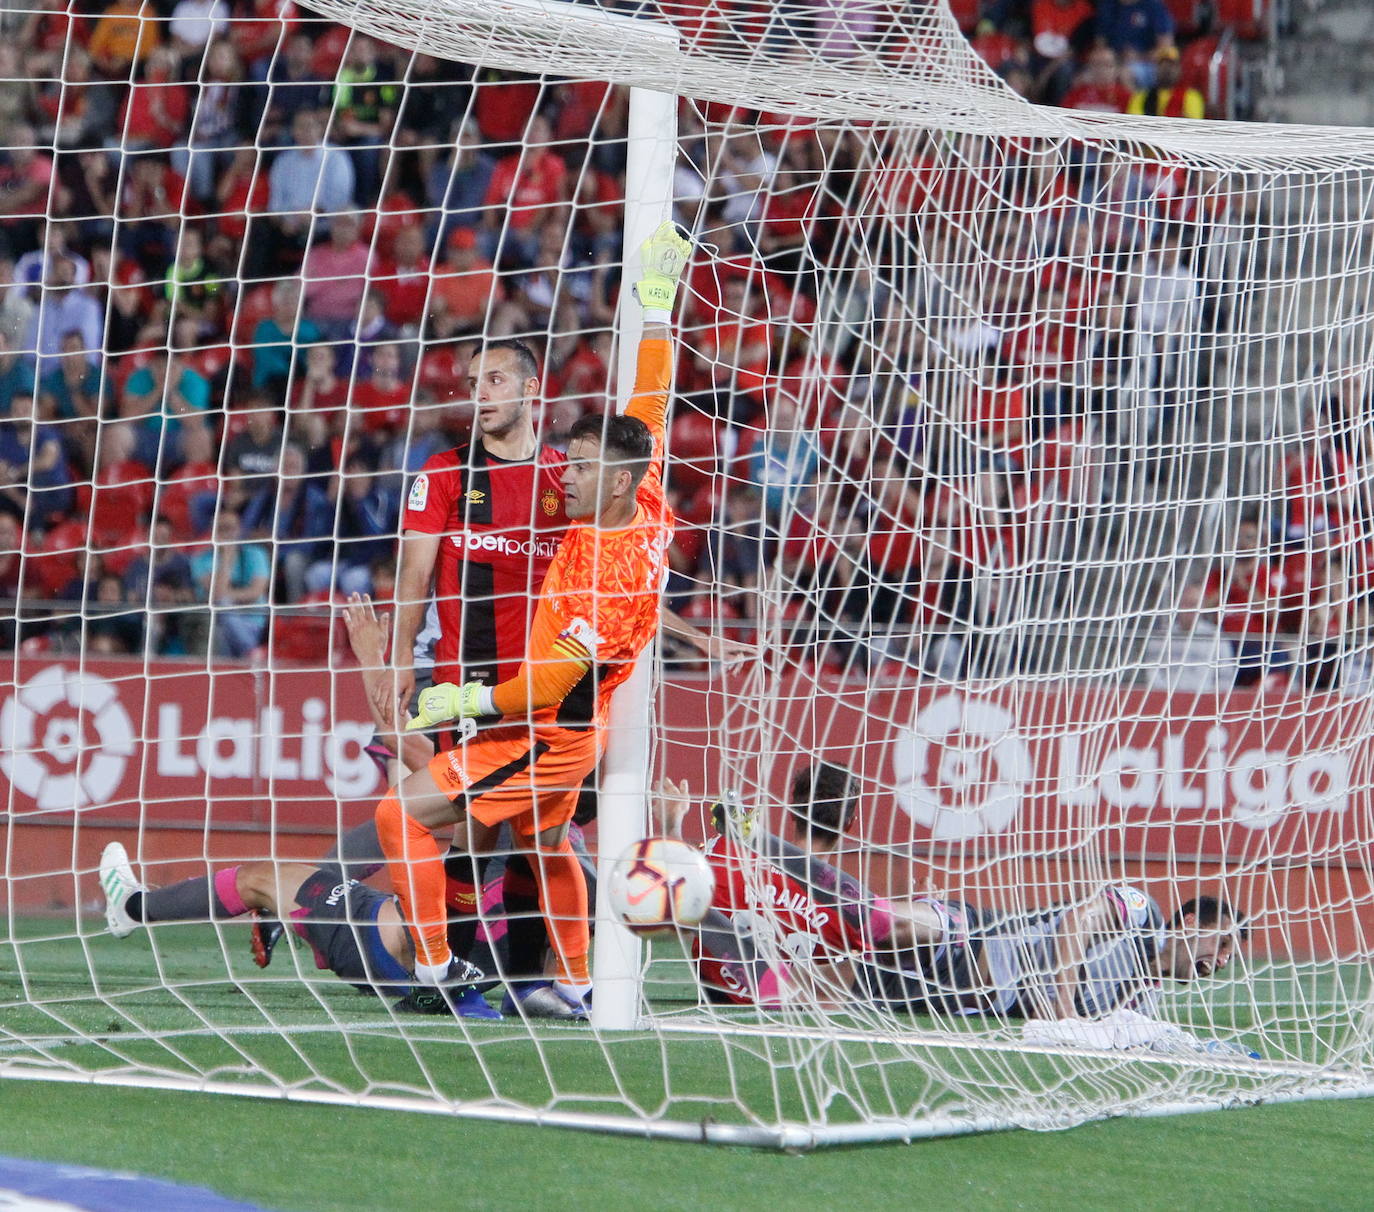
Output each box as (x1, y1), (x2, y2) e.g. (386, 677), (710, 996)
(892, 693), (1031, 840)
(0, 665), (135, 810)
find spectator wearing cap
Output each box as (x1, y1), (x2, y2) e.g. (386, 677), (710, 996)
(428, 227), (503, 336)
(1095, 0), (1175, 90)
(1128, 45), (1205, 120)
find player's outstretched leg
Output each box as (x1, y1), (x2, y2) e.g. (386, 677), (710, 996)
(99, 842), (143, 938)
(100, 843), (261, 934)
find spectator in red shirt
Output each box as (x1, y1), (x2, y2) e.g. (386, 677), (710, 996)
(1060, 46), (1133, 114)
(161, 417), (221, 540)
(694, 276), (773, 421)
(211, 146), (269, 246)
(1202, 515), (1289, 686)
(473, 68), (539, 143)
(291, 341), (348, 411)
(1284, 404), (1355, 541)
(229, 0), (298, 77)
(351, 341), (410, 434)
(0, 512), (20, 606)
(428, 228), (504, 336)
(1031, 0), (1095, 102)
(0, 123), (55, 253)
(119, 46), (190, 149)
(87, 420), (154, 576)
(483, 113), (568, 240)
(371, 223), (431, 332)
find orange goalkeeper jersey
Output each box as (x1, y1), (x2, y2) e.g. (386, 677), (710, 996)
(512, 336), (676, 733)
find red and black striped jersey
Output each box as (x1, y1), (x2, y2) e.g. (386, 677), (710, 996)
(403, 440), (569, 686)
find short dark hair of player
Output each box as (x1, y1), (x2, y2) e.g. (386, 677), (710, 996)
(1171, 895), (1249, 940)
(472, 337), (540, 384)
(787, 762), (858, 847)
(568, 412), (654, 486)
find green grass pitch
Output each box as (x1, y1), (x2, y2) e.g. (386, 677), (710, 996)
(2, 918), (1373, 1210)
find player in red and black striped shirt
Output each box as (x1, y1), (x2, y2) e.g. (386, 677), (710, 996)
(393, 338), (568, 703)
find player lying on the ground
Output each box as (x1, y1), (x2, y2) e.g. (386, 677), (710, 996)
(96, 596), (501, 1018)
(373, 222), (692, 1015)
(651, 775), (896, 1006)
(863, 884), (1248, 1022)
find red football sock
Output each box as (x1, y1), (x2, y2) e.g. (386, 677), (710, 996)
(375, 790), (451, 971)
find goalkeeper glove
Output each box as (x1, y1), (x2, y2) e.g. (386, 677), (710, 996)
(634, 220), (692, 314)
(405, 682), (493, 731)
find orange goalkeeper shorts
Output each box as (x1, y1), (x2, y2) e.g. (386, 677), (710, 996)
(427, 725), (600, 839)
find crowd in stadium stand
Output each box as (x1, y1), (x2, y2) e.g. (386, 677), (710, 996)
(1, 0), (1352, 695)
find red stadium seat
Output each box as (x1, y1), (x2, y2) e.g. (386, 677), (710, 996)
(230, 282), (275, 352)
(668, 408), (722, 493)
(947, 0), (982, 35)
(271, 603), (348, 666)
(1214, 0), (1269, 41)
(1164, 0), (1202, 37)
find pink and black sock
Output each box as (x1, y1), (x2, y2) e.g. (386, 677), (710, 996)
(126, 867), (249, 924)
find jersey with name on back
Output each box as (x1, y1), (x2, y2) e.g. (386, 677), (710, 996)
(695, 834), (871, 1003)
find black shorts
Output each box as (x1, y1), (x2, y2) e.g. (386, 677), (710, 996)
(289, 869), (412, 998)
(854, 900), (991, 1015)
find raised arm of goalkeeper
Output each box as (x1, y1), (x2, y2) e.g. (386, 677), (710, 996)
(625, 221), (693, 483)
(406, 222), (694, 730)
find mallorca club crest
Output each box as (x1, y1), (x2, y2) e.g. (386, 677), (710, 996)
(541, 488), (560, 517)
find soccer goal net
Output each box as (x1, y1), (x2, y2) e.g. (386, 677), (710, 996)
(2, 0), (1373, 1148)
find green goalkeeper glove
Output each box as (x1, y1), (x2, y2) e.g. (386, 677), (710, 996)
(405, 682), (490, 731)
(634, 220), (692, 314)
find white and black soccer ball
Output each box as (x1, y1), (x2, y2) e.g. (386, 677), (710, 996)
(607, 837), (715, 938)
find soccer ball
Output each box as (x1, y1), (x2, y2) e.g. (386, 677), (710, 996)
(607, 837), (715, 938)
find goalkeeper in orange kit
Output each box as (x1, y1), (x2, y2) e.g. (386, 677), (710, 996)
(374, 222), (690, 1014)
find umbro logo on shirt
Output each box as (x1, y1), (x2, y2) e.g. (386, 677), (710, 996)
(467, 489), (486, 504)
